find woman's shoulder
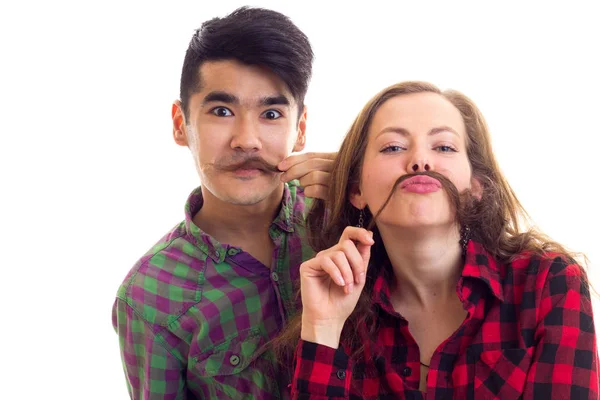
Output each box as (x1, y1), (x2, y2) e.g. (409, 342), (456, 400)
(508, 250), (583, 279)
(500, 250), (589, 304)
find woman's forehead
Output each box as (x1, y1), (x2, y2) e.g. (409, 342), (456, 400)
(369, 92), (466, 138)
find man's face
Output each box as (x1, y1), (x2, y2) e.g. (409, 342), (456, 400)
(173, 60), (306, 205)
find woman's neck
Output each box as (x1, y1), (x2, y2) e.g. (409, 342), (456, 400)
(379, 224), (464, 310)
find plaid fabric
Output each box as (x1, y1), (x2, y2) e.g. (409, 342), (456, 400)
(113, 181), (315, 399)
(293, 240), (599, 399)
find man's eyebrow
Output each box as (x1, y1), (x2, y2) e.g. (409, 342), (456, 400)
(259, 95), (290, 107)
(202, 91), (238, 106)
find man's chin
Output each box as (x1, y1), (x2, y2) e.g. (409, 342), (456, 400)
(214, 183), (284, 206)
(219, 195), (272, 206)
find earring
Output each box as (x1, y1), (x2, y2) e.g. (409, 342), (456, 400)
(357, 209), (364, 228)
(460, 225), (471, 255)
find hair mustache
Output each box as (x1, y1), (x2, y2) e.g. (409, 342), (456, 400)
(214, 157), (281, 173)
(365, 171), (464, 231)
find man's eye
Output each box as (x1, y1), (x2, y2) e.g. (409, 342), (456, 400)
(211, 107), (233, 117)
(261, 110), (282, 120)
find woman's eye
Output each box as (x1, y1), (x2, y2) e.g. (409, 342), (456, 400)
(436, 145), (457, 153)
(381, 145), (404, 153)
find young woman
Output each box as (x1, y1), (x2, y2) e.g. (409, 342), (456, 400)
(276, 81), (598, 399)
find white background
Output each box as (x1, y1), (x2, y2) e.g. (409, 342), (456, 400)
(1, 1), (599, 398)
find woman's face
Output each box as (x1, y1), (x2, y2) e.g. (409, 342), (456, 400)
(351, 92), (480, 230)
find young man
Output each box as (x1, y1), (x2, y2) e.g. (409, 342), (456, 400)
(112, 7), (333, 399)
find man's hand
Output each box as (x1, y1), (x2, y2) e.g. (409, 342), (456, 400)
(277, 152), (337, 199)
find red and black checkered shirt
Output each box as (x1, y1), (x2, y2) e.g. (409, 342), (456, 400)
(292, 240), (599, 399)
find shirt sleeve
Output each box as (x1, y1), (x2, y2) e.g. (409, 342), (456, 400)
(112, 298), (188, 400)
(292, 340), (352, 400)
(522, 259), (599, 399)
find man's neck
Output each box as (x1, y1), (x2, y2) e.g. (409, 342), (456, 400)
(193, 184), (285, 246)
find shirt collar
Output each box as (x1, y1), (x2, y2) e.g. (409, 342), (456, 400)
(372, 239), (504, 313)
(461, 240), (504, 302)
(183, 182), (297, 262)
(272, 182), (296, 233)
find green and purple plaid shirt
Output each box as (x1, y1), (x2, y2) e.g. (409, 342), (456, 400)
(112, 181), (314, 399)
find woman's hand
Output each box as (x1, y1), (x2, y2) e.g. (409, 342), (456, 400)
(299, 226), (374, 348)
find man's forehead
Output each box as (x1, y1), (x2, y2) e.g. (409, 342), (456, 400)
(197, 60), (295, 105)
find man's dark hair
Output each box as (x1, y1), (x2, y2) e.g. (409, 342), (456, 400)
(179, 7), (313, 119)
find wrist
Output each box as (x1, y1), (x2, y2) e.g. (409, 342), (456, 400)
(300, 319), (344, 349)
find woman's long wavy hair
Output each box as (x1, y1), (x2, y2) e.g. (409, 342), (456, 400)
(272, 81), (585, 365)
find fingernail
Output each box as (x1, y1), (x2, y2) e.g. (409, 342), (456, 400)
(347, 283), (354, 294)
(336, 276), (345, 286)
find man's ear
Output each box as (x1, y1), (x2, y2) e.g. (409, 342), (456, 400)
(292, 106), (307, 152)
(471, 176), (483, 200)
(172, 100), (189, 147)
(349, 183), (366, 210)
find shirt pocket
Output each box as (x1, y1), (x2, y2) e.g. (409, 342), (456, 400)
(474, 347), (534, 400)
(191, 331), (288, 399)
(194, 330), (267, 377)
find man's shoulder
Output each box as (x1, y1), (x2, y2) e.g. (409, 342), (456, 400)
(115, 221), (210, 327)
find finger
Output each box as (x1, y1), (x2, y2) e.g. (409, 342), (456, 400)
(298, 171), (330, 188)
(280, 159), (333, 182)
(330, 251), (355, 293)
(278, 152), (336, 172)
(303, 184), (328, 200)
(355, 234), (372, 276)
(301, 257), (345, 287)
(340, 227), (374, 281)
(278, 152), (336, 171)
(319, 256), (348, 288)
(339, 239), (367, 285)
(340, 226), (375, 247)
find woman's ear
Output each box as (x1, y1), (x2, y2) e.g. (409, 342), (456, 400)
(470, 176), (483, 200)
(349, 184), (366, 209)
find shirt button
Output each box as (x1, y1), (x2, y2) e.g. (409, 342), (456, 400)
(271, 272), (279, 282)
(336, 370), (346, 380)
(227, 248), (237, 256)
(229, 355), (240, 366)
(401, 367), (412, 377)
